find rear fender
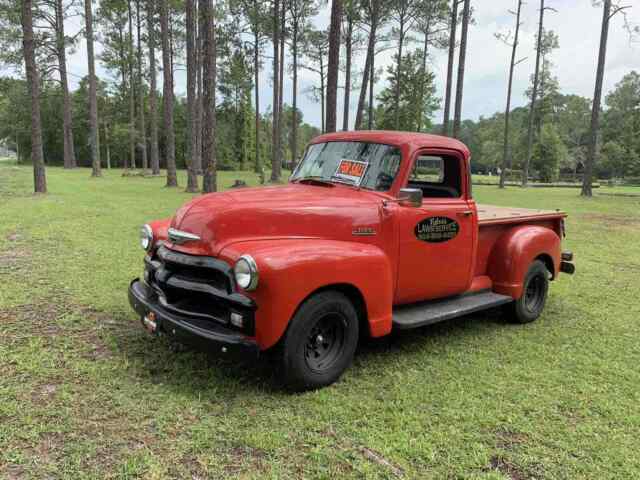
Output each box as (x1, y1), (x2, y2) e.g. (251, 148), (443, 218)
(220, 239), (394, 350)
(487, 225), (561, 299)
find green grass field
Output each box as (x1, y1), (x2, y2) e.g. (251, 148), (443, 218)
(1, 164), (639, 479)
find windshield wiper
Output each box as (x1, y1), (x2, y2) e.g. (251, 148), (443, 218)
(329, 175), (358, 187)
(292, 176), (334, 186)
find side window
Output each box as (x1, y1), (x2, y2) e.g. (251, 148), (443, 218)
(407, 154), (462, 199)
(411, 156), (445, 183)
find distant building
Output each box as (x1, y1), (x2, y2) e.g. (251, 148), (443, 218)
(0, 143), (17, 159)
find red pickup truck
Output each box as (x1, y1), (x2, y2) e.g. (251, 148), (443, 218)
(129, 131), (574, 390)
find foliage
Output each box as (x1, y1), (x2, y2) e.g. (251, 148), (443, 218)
(601, 71), (640, 177)
(531, 123), (566, 182)
(374, 49), (439, 132)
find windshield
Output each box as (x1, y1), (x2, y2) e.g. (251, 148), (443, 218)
(291, 141), (402, 191)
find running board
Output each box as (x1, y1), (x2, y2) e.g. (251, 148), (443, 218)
(392, 291), (513, 330)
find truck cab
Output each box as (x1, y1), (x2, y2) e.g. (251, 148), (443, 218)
(129, 131), (574, 390)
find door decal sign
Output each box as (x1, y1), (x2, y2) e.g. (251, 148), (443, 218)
(415, 216), (460, 243)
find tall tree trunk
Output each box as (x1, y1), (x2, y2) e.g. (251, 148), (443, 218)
(354, 24), (375, 130)
(291, 22), (299, 165)
(147, 0), (160, 175)
(253, 27), (261, 173)
(277, 4), (285, 172)
(21, 0), (46, 193)
(320, 63), (326, 133)
(127, 0), (136, 169)
(161, 0), (178, 186)
(104, 121), (111, 169)
(136, 0), (148, 172)
(342, 15), (353, 131)
(195, 1), (203, 174)
(368, 49), (374, 129)
(417, 11), (431, 132)
(326, 0), (342, 133)
(117, 24), (129, 169)
(523, 0), (545, 187)
(499, 0), (523, 189)
(270, 0), (280, 181)
(85, 0), (101, 177)
(582, 0), (612, 197)
(185, 0), (199, 192)
(55, 0), (76, 169)
(452, 0), (470, 139)
(394, 21), (405, 130)
(201, 0), (217, 193)
(537, 58), (546, 137)
(442, 0), (458, 136)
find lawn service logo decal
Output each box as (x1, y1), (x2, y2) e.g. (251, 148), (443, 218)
(415, 216), (459, 243)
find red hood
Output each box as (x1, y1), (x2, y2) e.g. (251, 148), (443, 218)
(168, 183), (388, 256)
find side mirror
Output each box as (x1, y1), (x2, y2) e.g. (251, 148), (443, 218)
(398, 188), (423, 207)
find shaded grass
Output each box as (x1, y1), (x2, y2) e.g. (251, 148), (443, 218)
(1, 165), (639, 479)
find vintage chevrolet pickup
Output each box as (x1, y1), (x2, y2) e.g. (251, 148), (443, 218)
(129, 131), (575, 390)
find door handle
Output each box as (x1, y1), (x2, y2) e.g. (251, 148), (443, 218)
(458, 210), (473, 217)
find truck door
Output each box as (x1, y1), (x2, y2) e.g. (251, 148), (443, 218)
(395, 150), (476, 304)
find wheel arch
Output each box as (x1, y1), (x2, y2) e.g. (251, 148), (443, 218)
(488, 225), (561, 299)
(535, 253), (556, 280)
(220, 239), (394, 350)
(297, 283), (370, 338)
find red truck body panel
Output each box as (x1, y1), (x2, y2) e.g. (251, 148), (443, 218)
(140, 131), (569, 351)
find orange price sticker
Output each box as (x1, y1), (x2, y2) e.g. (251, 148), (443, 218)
(334, 159), (369, 185)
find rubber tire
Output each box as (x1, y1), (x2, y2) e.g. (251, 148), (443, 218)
(506, 260), (550, 324)
(278, 291), (359, 391)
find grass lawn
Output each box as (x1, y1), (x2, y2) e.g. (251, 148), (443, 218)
(1, 164), (639, 479)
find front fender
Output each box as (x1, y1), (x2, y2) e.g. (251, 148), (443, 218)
(487, 225), (561, 299)
(220, 239), (394, 350)
(149, 218), (171, 243)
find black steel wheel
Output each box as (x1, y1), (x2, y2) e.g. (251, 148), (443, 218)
(278, 291), (359, 391)
(507, 260), (550, 324)
(304, 313), (347, 373)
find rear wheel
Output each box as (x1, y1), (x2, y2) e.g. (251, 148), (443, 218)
(278, 291), (359, 391)
(507, 260), (550, 324)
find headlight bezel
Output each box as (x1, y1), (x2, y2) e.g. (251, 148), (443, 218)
(140, 224), (154, 252)
(234, 254), (259, 291)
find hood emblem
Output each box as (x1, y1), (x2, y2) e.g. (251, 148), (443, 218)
(352, 226), (376, 237)
(168, 228), (201, 244)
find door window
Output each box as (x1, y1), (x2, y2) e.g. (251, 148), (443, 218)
(408, 154), (462, 198)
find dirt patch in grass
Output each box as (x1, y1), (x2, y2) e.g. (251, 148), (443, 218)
(222, 446), (269, 475)
(0, 463), (27, 480)
(494, 428), (530, 450)
(578, 213), (640, 229)
(0, 248), (31, 273)
(487, 455), (528, 480)
(0, 302), (119, 363)
(30, 383), (60, 405)
(484, 453), (546, 480)
(6, 231), (24, 242)
(0, 302), (64, 337)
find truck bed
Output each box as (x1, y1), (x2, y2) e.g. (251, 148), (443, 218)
(477, 204), (567, 226)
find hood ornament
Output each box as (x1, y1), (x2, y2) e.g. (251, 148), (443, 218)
(168, 228), (201, 244)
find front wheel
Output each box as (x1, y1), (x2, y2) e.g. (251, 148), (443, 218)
(506, 260), (550, 324)
(278, 291), (359, 391)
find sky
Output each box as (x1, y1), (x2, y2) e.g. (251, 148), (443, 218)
(9, 0), (640, 130)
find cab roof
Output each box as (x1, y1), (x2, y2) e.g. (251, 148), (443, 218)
(311, 130), (470, 157)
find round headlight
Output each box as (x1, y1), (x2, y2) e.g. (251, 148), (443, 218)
(140, 224), (154, 252)
(234, 255), (259, 291)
